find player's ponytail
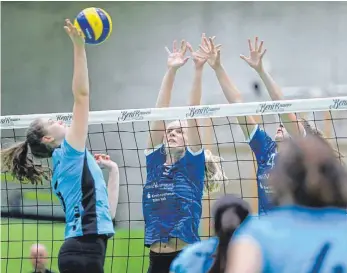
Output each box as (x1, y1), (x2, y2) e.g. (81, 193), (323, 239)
(1, 119), (53, 185)
(1, 141), (45, 184)
(208, 195), (250, 273)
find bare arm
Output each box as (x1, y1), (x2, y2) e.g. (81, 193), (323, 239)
(201, 118), (215, 153)
(199, 36), (257, 140)
(185, 40), (208, 152)
(64, 19), (90, 152)
(147, 68), (177, 149)
(241, 37), (305, 136)
(107, 166), (119, 219)
(214, 65), (258, 139)
(94, 154), (120, 219)
(147, 40), (189, 150)
(226, 237), (263, 273)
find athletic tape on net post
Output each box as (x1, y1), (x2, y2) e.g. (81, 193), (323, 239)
(0, 97), (346, 129)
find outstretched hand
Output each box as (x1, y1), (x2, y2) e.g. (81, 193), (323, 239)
(64, 19), (85, 47)
(186, 34), (209, 69)
(94, 154), (118, 170)
(240, 37), (267, 72)
(165, 40), (189, 70)
(195, 35), (222, 70)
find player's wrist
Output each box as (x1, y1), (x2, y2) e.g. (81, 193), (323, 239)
(167, 66), (179, 72)
(213, 64), (224, 73)
(73, 42), (85, 51)
(194, 65), (204, 72)
(108, 163), (119, 172)
(255, 65), (265, 74)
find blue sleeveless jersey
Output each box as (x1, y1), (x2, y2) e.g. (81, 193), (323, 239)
(248, 125), (277, 214)
(52, 139), (114, 239)
(170, 237), (219, 273)
(233, 205), (347, 273)
(143, 145), (205, 247)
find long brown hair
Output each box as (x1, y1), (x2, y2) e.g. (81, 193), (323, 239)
(300, 118), (344, 161)
(269, 135), (347, 208)
(1, 119), (53, 184)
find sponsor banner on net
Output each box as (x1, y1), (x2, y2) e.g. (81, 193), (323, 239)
(185, 106), (221, 118)
(117, 109), (152, 122)
(329, 98), (347, 110)
(55, 113), (73, 124)
(256, 102), (292, 114)
(0, 117), (21, 128)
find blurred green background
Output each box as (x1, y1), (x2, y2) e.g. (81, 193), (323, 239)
(1, 219), (149, 273)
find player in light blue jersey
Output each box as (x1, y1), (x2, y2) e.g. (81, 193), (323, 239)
(1, 20), (119, 273)
(170, 195), (250, 273)
(197, 36), (306, 214)
(144, 35), (226, 273)
(227, 135), (347, 273)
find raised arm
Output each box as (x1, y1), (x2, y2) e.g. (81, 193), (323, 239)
(241, 37), (305, 136)
(147, 40), (189, 150)
(63, 19), (90, 152)
(201, 118), (216, 153)
(94, 154), (120, 220)
(200, 37), (257, 139)
(185, 35), (209, 152)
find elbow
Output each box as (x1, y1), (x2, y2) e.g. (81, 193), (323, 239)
(226, 93), (242, 104)
(73, 88), (89, 98)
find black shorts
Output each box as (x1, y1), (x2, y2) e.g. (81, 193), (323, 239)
(147, 250), (181, 273)
(58, 234), (108, 273)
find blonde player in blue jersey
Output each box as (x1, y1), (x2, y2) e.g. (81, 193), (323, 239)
(227, 135), (347, 273)
(196, 36), (307, 214)
(144, 34), (226, 273)
(1, 20), (119, 273)
(170, 194), (250, 273)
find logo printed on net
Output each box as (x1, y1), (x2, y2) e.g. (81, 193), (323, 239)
(329, 99), (347, 110)
(118, 110), (151, 122)
(256, 102), (292, 114)
(56, 114), (73, 124)
(0, 117), (20, 126)
(186, 106), (220, 118)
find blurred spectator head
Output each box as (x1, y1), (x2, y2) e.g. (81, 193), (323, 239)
(30, 243), (48, 272)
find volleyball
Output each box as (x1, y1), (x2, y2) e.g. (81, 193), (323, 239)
(74, 7), (112, 45)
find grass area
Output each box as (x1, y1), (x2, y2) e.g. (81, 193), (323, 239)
(1, 219), (149, 273)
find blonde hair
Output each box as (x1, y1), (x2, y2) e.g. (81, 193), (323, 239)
(203, 149), (228, 195)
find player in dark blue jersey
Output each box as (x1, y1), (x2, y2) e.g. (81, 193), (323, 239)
(144, 35), (225, 273)
(1, 20), (118, 273)
(227, 135), (347, 273)
(197, 36), (306, 214)
(170, 195), (250, 273)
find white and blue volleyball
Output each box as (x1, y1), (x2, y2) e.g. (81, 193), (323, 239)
(74, 7), (112, 45)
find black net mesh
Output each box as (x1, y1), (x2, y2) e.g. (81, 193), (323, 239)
(1, 98), (346, 273)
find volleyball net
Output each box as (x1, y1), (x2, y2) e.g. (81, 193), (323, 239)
(1, 96), (346, 273)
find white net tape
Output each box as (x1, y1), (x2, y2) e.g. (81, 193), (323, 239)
(1, 97), (346, 129)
